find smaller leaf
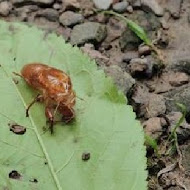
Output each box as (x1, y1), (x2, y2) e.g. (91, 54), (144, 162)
(145, 134), (158, 154)
(169, 103), (187, 140)
(103, 11), (152, 45)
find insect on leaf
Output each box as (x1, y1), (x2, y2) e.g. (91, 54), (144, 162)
(0, 21), (147, 190)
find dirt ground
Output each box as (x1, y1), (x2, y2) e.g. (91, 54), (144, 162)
(2, 0), (190, 189)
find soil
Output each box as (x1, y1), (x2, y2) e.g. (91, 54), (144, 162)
(2, 0), (190, 189)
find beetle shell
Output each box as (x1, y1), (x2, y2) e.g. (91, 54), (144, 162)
(21, 63), (75, 122)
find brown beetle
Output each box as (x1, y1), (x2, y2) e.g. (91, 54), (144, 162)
(18, 63), (76, 133)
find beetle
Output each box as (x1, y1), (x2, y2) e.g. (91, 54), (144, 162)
(18, 63), (76, 133)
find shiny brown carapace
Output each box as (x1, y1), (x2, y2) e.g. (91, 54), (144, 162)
(21, 63), (76, 133)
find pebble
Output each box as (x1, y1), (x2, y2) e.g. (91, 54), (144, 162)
(126, 5), (133, 13)
(0, 1), (12, 16)
(36, 8), (59, 22)
(130, 0), (141, 8)
(120, 29), (142, 51)
(131, 85), (166, 118)
(112, 1), (128, 13)
(138, 45), (151, 56)
(62, 0), (80, 11)
(59, 11), (84, 27)
(93, 0), (112, 10)
(145, 94), (166, 118)
(168, 72), (189, 87)
(141, 0), (164, 17)
(53, 3), (61, 10)
(168, 58), (190, 75)
(104, 65), (136, 94)
(128, 58), (149, 77)
(143, 117), (164, 140)
(166, 0), (183, 19)
(156, 30), (169, 49)
(128, 57), (154, 78)
(70, 22), (107, 45)
(122, 51), (139, 63)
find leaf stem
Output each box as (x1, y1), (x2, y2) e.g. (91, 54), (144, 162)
(10, 74), (63, 190)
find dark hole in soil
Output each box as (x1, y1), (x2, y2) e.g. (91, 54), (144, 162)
(9, 170), (21, 180)
(8, 122), (26, 135)
(29, 178), (38, 183)
(185, 112), (190, 123)
(82, 152), (90, 161)
(13, 57), (16, 61)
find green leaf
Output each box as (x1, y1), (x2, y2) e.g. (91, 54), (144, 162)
(103, 11), (152, 46)
(0, 21), (147, 189)
(145, 135), (158, 155)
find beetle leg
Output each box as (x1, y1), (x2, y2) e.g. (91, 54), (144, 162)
(45, 106), (54, 134)
(26, 94), (43, 117)
(12, 71), (23, 78)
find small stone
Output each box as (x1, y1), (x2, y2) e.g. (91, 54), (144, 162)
(62, 0), (80, 10)
(166, 0), (183, 19)
(70, 22), (107, 45)
(104, 65), (136, 94)
(93, 0), (112, 10)
(143, 117), (164, 139)
(36, 8), (59, 22)
(130, 0), (141, 8)
(128, 58), (149, 77)
(104, 17), (126, 43)
(131, 85), (166, 118)
(59, 11), (84, 27)
(81, 43), (109, 65)
(141, 0), (164, 16)
(112, 1), (128, 13)
(122, 51), (139, 63)
(126, 5), (133, 13)
(33, 17), (59, 31)
(0, 1), (12, 16)
(138, 45), (151, 56)
(168, 72), (189, 87)
(128, 58), (153, 78)
(145, 94), (166, 118)
(168, 59), (190, 75)
(60, 27), (71, 41)
(53, 3), (61, 10)
(156, 30), (169, 49)
(120, 29), (142, 51)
